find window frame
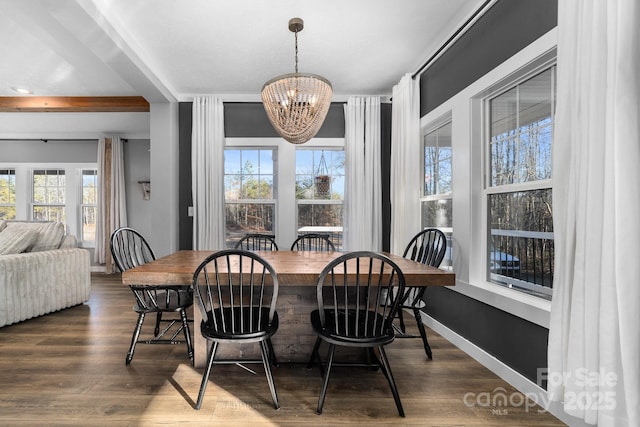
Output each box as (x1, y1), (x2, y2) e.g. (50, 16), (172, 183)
(0, 168), (17, 220)
(295, 147), (345, 249)
(420, 115), (453, 269)
(223, 146), (278, 248)
(80, 168), (98, 245)
(482, 62), (556, 299)
(418, 33), (557, 328)
(31, 168), (66, 223)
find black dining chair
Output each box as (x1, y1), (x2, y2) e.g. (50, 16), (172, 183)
(394, 228), (447, 360)
(307, 251), (406, 417)
(191, 249), (280, 410)
(110, 227), (194, 365)
(235, 233), (279, 251)
(290, 233), (336, 251)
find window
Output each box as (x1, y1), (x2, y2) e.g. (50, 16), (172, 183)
(295, 149), (344, 249)
(486, 66), (555, 298)
(421, 121), (452, 268)
(0, 163), (97, 246)
(224, 148), (276, 248)
(0, 169), (16, 220)
(81, 169), (98, 242)
(32, 169), (66, 222)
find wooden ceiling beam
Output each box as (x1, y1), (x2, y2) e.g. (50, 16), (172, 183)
(0, 96), (150, 112)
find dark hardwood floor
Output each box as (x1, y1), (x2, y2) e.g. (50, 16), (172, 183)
(0, 273), (565, 426)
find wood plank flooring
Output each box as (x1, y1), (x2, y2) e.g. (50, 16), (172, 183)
(0, 273), (565, 426)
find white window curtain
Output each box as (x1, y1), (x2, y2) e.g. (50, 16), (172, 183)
(191, 96), (225, 250)
(343, 96), (382, 251)
(94, 136), (127, 274)
(390, 73), (421, 254)
(548, 0), (640, 425)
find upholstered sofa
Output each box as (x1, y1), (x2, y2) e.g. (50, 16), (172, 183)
(0, 220), (91, 327)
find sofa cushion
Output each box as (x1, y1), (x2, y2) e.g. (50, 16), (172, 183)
(5, 222), (66, 252)
(31, 222), (66, 252)
(59, 234), (78, 248)
(0, 227), (39, 255)
(0, 220), (6, 232)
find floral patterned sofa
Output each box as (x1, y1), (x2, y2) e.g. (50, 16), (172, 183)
(0, 220), (91, 327)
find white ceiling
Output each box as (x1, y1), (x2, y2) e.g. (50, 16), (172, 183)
(0, 0), (485, 103)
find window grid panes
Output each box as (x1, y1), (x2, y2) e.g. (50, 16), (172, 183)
(81, 169), (98, 242)
(224, 149), (276, 248)
(295, 149), (344, 250)
(32, 169), (66, 222)
(489, 71), (553, 187)
(0, 169), (16, 220)
(486, 66), (555, 298)
(421, 121), (453, 268)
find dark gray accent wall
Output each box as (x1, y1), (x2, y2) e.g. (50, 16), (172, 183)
(224, 102), (345, 138)
(426, 287), (549, 382)
(420, 0), (558, 116)
(380, 103), (392, 252)
(419, 0), (557, 385)
(178, 102), (193, 250)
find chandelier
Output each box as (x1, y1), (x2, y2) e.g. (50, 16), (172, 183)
(261, 18), (332, 145)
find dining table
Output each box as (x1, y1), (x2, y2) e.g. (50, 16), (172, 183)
(121, 250), (455, 367)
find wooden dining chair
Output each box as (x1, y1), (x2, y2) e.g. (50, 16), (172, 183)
(110, 227), (193, 365)
(394, 228), (447, 359)
(234, 233), (279, 251)
(191, 249), (281, 410)
(290, 233), (336, 251)
(307, 251), (406, 417)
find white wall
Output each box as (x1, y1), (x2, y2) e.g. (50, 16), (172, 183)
(123, 139), (152, 239)
(148, 103), (180, 257)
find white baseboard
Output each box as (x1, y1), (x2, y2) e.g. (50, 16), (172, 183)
(417, 311), (588, 427)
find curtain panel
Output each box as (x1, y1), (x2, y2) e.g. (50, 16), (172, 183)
(390, 73), (421, 255)
(343, 96), (382, 251)
(191, 96), (226, 250)
(95, 136), (127, 273)
(548, 0), (640, 425)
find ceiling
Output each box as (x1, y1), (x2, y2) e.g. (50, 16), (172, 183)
(0, 0), (485, 103)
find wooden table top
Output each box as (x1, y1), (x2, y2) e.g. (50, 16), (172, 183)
(121, 250), (456, 287)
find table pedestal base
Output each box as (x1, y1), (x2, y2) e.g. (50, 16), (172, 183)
(194, 286), (318, 367)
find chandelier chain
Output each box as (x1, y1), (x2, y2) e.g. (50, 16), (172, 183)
(294, 29), (299, 73)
